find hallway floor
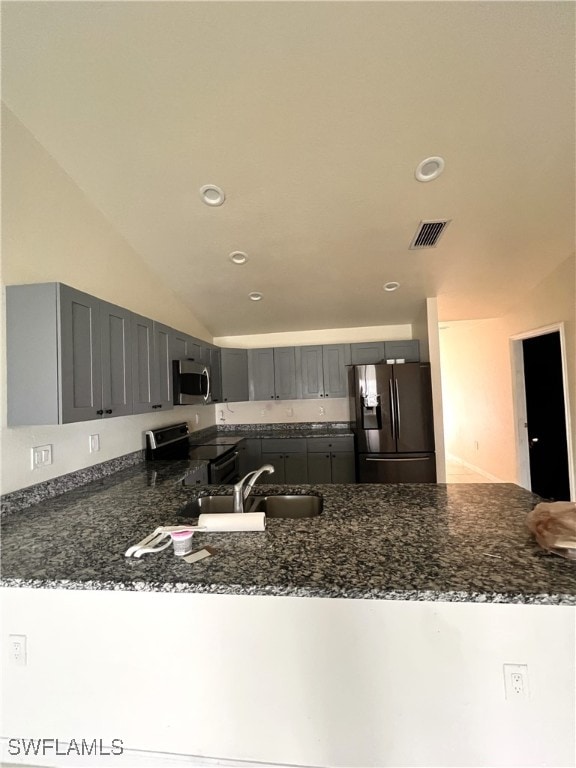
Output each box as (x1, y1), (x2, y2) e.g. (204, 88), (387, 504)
(445, 458), (494, 483)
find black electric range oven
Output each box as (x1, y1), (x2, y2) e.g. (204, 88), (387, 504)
(145, 423), (240, 484)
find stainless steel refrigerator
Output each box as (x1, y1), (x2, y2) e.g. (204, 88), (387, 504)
(351, 363), (436, 483)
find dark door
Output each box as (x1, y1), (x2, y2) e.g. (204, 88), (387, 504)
(522, 332), (570, 500)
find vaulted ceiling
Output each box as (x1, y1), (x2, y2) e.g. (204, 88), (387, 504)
(2, 1), (574, 336)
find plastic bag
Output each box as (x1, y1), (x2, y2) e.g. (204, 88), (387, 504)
(526, 501), (576, 560)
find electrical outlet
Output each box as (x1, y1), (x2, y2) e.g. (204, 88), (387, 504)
(31, 444), (52, 469)
(89, 434), (100, 453)
(503, 663), (529, 699)
(319, 406), (325, 416)
(9, 634), (27, 666)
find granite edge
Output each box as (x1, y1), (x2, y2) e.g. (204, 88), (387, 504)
(1, 577), (574, 605)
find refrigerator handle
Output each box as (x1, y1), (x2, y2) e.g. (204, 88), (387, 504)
(394, 378), (401, 439)
(389, 379), (396, 439)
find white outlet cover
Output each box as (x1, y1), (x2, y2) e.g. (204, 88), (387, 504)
(89, 434), (101, 453)
(31, 444), (52, 469)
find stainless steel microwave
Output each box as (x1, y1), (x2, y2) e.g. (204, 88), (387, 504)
(173, 360), (211, 405)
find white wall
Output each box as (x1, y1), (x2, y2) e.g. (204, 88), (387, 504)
(439, 255), (576, 489)
(2, 588), (575, 768)
(0, 108), (215, 495)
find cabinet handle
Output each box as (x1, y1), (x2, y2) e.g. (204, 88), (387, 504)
(105, 409), (112, 415)
(276, 395), (280, 399)
(325, 394), (330, 397)
(96, 409), (104, 415)
(320, 394), (324, 397)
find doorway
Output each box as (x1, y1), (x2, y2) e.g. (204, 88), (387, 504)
(511, 325), (574, 500)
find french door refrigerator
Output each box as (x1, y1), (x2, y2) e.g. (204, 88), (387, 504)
(352, 363), (436, 483)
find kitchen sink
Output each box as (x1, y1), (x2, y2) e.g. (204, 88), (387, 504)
(180, 494), (322, 519)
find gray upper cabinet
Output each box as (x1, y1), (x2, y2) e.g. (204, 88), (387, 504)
(210, 348), (222, 403)
(384, 339), (420, 363)
(249, 347), (298, 401)
(299, 344), (350, 398)
(248, 348), (276, 400)
(350, 342), (386, 365)
(6, 283), (133, 425)
(100, 301), (133, 418)
(298, 346), (324, 398)
(220, 348), (249, 402)
(60, 285), (103, 423)
(131, 314), (173, 414)
(154, 322), (173, 410)
(273, 347), (298, 400)
(351, 340), (419, 365)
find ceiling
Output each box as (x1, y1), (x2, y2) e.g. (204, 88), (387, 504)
(2, 1), (575, 337)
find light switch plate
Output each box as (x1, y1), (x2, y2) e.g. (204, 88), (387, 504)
(89, 434), (100, 453)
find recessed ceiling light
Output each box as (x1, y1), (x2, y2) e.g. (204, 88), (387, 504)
(229, 251), (248, 265)
(200, 184), (225, 206)
(415, 156), (445, 182)
(249, 292), (263, 301)
(383, 282), (400, 292)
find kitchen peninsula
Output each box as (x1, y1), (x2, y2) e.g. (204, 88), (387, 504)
(2, 464), (575, 768)
(1, 461), (574, 603)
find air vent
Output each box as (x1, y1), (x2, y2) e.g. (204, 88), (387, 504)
(409, 220), (451, 249)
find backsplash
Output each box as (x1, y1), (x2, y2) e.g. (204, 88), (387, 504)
(213, 397), (350, 426)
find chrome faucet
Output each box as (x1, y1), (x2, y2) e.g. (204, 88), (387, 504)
(233, 464), (275, 513)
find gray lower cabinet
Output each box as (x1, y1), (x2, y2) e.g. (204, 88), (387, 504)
(307, 436), (356, 483)
(260, 438), (308, 483)
(131, 314), (174, 414)
(238, 438), (262, 476)
(298, 344), (350, 398)
(6, 283), (133, 425)
(248, 347), (298, 401)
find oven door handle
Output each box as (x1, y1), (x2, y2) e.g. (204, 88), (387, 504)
(212, 451), (239, 472)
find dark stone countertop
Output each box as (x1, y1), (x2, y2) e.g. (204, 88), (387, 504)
(208, 422), (354, 440)
(1, 462), (574, 604)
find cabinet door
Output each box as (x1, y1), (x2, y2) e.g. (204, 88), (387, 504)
(350, 342), (385, 365)
(60, 285), (103, 423)
(100, 301), (133, 418)
(284, 452), (308, 483)
(248, 348), (275, 401)
(153, 322), (174, 411)
(384, 340), (420, 363)
(170, 331), (194, 362)
(298, 346), (324, 399)
(131, 314), (155, 414)
(260, 451), (285, 483)
(273, 347), (298, 400)
(210, 348), (222, 403)
(307, 452), (332, 484)
(221, 348), (249, 402)
(239, 438), (262, 476)
(322, 344), (351, 398)
(331, 452), (356, 483)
